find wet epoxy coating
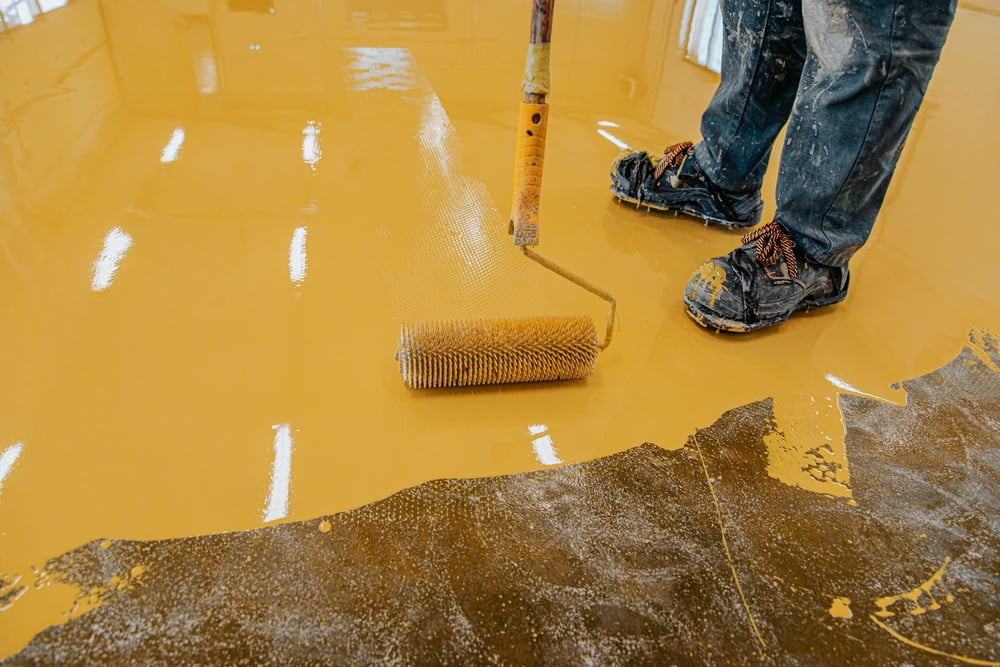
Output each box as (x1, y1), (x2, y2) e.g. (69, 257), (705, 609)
(0, 0), (998, 661)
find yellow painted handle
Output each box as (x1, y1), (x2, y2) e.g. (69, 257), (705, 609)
(510, 101), (549, 246)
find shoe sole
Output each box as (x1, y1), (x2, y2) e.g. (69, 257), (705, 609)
(683, 290), (849, 333)
(611, 187), (759, 230)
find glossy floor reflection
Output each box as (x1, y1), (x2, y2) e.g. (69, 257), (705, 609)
(0, 0), (998, 661)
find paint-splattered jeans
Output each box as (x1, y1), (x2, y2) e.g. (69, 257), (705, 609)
(692, 0), (957, 266)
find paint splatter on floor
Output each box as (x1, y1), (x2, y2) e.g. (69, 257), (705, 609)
(3, 333), (998, 666)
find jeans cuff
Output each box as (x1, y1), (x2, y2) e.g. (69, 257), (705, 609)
(692, 142), (762, 194)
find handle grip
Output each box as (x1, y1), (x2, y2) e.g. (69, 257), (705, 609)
(510, 102), (549, 246)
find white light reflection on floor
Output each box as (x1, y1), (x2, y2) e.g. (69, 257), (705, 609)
(418, 93), (456, 195)
(288, 226), (308, 284)
(263, 424), (293, 523)
(825, 374), (906, 406)
(529, 425), (562, 466)
(597, 129), (629, 150)
(195, 55), (218, 94)
(345, 47), (416, 91)
(160, 128), (186, 164)
(0, 442), (24, 501)
(301, 121), (322, 169)
(415, 88), (494, 273)
(90, 227), (133, 292)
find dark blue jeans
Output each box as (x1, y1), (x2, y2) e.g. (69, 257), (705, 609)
(692, 0), (956, 266)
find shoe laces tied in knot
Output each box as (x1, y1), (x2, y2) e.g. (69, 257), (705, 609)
(742, 220), (799, 281)
(653, 141), (694, 181)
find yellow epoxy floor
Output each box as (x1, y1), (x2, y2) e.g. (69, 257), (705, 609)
(0, 0), (998, 657)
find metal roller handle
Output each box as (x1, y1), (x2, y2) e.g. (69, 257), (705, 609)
(523, 247), (616, 350)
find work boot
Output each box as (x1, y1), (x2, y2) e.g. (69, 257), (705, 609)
(610, 141), (763, 228)
(683, 221), (850, 332)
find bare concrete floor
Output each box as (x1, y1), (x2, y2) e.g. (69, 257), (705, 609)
(0, 0), (998, 663)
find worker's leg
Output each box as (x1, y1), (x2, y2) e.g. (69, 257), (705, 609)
(684, 0), (957, 331)
(694, 0), (807, 194)
(775, 0), (957, 266)
(609, 0), (805, 227)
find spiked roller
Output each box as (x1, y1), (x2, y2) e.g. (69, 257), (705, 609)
(395, 0), (616, 389)
(397, 316), (598, 389)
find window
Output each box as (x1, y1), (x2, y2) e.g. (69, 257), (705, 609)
(1, 0), (68, 31)
(679, 0), (724, 74)
(1, 0), (40, 29)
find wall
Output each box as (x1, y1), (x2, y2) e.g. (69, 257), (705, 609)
(0, 0), (121, 281)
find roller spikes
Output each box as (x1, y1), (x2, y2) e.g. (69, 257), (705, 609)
(396, 315), (599, 389)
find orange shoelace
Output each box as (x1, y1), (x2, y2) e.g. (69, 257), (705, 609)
(653, 141), (694, 180)
(742, 221), (799, 279)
